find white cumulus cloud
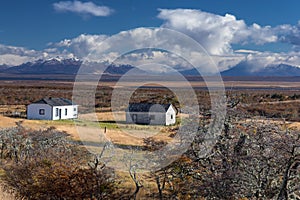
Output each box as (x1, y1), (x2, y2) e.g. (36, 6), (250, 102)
(0, 44), (45, 66)
(53, 1), (113, 17)
(246, 51), (300, 69)
(158, 9), (279, 55)
(53, 34), (107, 58)
(51, 28), (222, 74)
(51, 27), (298, 73)
(3, 8), (300, 74)
(0, 43), (79, 66)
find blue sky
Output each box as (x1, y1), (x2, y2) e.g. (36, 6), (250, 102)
(1, 0), (300, 71)
(1, 0), (299, 49)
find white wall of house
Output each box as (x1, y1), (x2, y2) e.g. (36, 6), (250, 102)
(165, 105), (176, 125)
(52, 105), (78, 120)
(27, 104), (53, 120)
(27, 104), (78, 120)
(73, 105), (78, 118)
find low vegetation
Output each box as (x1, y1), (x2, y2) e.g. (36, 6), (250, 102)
(145, 108), (300, 199)
(0, 81), (299, 199)
(0, 123), (128, 199)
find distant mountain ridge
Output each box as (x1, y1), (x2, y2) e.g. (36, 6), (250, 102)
(2, 58), (82, 74)
(1, 57), (300, 77)
(0, 64), (10, 71)
(0, 58), (135, 75)
(221, 63), (300, 76)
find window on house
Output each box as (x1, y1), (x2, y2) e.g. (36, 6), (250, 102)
(73, 107), (76, 112)
(171, 114), (173, 119)
(132, 114), (137, 122)
(55, 108), (59, 117)
(65, 108), (68, 116)
(39, 109), (45, 115)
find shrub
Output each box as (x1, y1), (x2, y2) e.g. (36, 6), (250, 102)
(0, 125), (123, 199)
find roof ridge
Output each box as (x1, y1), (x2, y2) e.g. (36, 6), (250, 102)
(31, 97), (74, 106)
(128, 103), (172, 112)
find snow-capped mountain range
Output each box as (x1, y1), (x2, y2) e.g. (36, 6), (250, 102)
(2, 57), (81, 74)
(220, 63), (300, 76)
(1, 57), (300, 77)
(0, 57), (135, 75)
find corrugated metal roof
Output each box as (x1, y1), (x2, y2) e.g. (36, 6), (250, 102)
(127, 103), (172, 113)
(32, 98), (75, 106)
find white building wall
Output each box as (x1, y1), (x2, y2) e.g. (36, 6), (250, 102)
(27, 104), (78, 120)
(165, 105), (176, 125)
(52, 105), (78, 120)
(73, 105), (78, 118)
(27, 104), (52, 120)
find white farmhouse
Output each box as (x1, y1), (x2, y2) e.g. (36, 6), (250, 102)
(126, 103), (176, 125)
(27, 98), (78, 120)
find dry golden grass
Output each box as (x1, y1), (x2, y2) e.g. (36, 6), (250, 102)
(0, 186), (14, 200)
(0, 105), (26, 113)
(116, 172), (158, 199)
(0, 115), (19, 128)
(0, 110), (175, 148)
(288, 122), (300, 130)
(0, 115), (139, 146)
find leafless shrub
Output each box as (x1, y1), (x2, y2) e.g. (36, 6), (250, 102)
(0, 124), (126, 199)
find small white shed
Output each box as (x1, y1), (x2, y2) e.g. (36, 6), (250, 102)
(126, 103), (176, 125)
(27, 97), (78, 120)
